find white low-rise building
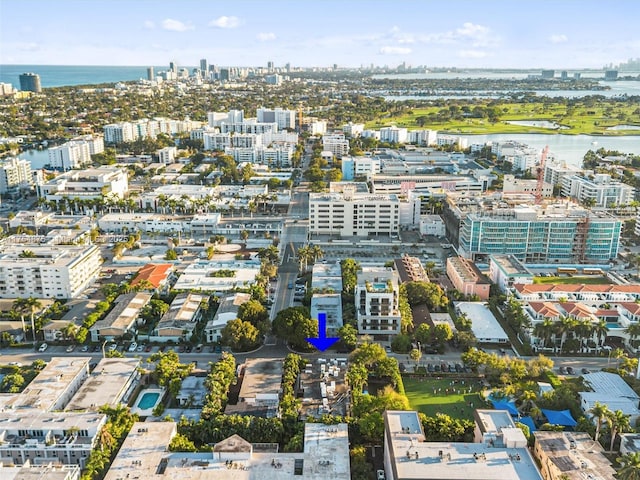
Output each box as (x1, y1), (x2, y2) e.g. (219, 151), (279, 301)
(173, 260), (261, 293)
(580, 371), (640, 426)
(310, 294), (343, 337)
(0, 244), (101, 299)
(205, 292), (251, 343)
(0, 411), (107, 469)
(419, 214), (446, 237)
(0, 157), (33, 194)
(3, 357), (90, 411)
(37, 167), (128, 204)
(151, 293), (208, 343)
(489, 255), (534, 293)
(90, 293), (152, 342)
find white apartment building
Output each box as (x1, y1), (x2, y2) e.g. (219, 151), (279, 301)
(342, 122), (364, 137)
(0, 411), (106, 469)
(0, 244), (101, 299)
(103, 122), (135, 144)
(98, 212), (190, 234)
(207, 110), (244, 127)
(48, 136), (104, 171)
(37, 167), (129, 203)
(4, 357), (90, 411)
(437, 135), (468, 149)
(151, 293), (208, 343)
(544, 160), (582, 186)
(310, 120), (327, 135)
(310, 294), (343, 337)
(407, 129), (438, 146)
(219, 120), (278, 135)
(341, 156), (381, 180)
(157, 146), (177, 164)
(322, 133), (350, 157)
(0, 157), (33, 194)
(380, 126), (408, 144)
(309, 189), (400, 237)
(257, 107), (296, 130)
(224, 145), (294, 168)
(355, 267), (401, 337)
(561, 173), (634, 207)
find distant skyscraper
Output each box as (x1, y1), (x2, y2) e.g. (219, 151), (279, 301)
(267, 61), (274, 72)
(19, 73), (41, 93)
(169, 61), (177, 73)
(147, 67), (154, 81)
(200, 59), (208, 73)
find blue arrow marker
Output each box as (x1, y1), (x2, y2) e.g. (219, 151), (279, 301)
(307, 312), (339, 351)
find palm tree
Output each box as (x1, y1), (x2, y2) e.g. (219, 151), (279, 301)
(589, 401), (611, 443)
(593, 319), (609, 347)
(625, 322), (640, 351)
(607, 409), (631, 452)
(14, 297), (42, 346)
(12, 299), (27, 342)
(617, 452), (640, 480)
(533, 318), (555, 349)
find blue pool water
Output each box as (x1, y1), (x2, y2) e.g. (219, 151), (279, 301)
(138, 392), (160, 410)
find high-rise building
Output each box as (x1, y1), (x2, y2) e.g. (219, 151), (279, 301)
(0, 157), (33, 194)
(200, 58), (208, 73)
(147, 67), (154, 81)
(169, 61), (177, 73)
(267, 60), (274, 72)
(19, 72), (41, 92)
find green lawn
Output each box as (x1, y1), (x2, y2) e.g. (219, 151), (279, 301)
(365, 100), (640, 136)
(403, 377), (490, 419)
(533, 275), (612, 285)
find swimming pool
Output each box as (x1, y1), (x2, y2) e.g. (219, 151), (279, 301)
(138, 392), (159, 409)
(131, 387), (165, 416)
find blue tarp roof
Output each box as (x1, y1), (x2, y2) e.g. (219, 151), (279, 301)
(518, 416), (537, 432)
(490, 399), (519, 416)
(541, 409), (577, 427)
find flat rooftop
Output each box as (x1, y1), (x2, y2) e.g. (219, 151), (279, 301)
(104, 422), (350, 480)
(4, 357), (89, 411)
(65, 357), (140, 412)
(0, 462), (81, 480)
(491, 255), (532, 276)
(92, 292), (152, 332)
(474, 409), (516, 434)
(239, 358), (283, 400)
(534, 431), (616, 480)
(455, 302), (509, 343)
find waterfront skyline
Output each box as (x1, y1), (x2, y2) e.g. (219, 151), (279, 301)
(1, 0), (639, 69)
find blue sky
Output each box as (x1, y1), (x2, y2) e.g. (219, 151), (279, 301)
(1, 0), (639, 68)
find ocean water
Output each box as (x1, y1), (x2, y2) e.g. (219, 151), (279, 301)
(0, 65), (171, 88)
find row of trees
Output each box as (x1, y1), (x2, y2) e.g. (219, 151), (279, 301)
(201, 352), (236, 419)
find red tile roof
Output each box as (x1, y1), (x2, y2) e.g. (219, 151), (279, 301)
(130, 263), (173, 289)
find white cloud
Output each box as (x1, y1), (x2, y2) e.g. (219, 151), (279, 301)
(161, 19), (193, 32)
(209, 16), (241, 29)
(257, 32), (276, 42)
(549, 34), (568, 44)
(143, 20), (155, 29)
(458, 49), (488, 58)
(379, 46), (412, 55)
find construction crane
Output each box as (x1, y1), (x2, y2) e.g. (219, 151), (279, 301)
(535, 145), (549, 205)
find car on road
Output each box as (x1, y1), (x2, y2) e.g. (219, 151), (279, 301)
(38, 343), (48, 352)
(559, 366), (568, 375)
(80, 345), (89, 352)
(427, 363), (434, 373)
(185, 345), (193, 353)
(567, 367), (575, 375)
(581, 368), (591, 374)
(66, 345), (75, 353)
(108, 343), (118, 352)
(195, 344), (203, 353)
(145, 344), (153, 352)
(128, 342), (137, 352)
(136, 344), (145, 352)
(288, 282), (294, 289)
(377, 470), (385, 480)
(8, 362), (22, 367)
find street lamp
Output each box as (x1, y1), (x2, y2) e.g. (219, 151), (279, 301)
(101, 339), (109, 359)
